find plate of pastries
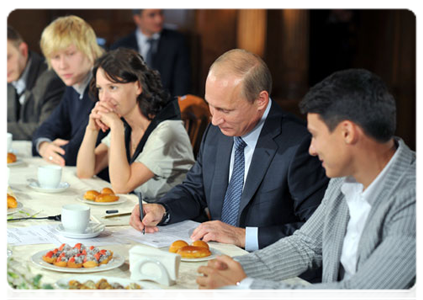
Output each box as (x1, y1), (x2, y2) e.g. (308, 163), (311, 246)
(7, 193), (23, 214)
(55, 275), (159, 289)
(31, 243), (124, 273)
(168, 240), (221, 262)
(7, 152), (22, 166)
(78, 188), (127, 206)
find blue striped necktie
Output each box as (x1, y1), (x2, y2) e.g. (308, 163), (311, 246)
(221, 136), (247, 226)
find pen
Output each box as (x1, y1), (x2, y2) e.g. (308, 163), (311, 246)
(106, 210), (118, 214)
(136, 191), (145, 235)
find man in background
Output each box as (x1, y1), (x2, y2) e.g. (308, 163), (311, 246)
(110, 9), (191, 98)
(7, 25), (65, 140)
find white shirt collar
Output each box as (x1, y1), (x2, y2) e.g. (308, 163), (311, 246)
(240, 99), (272, 148)
(72, 71), (92, 100)
(11, 56), (32, 95)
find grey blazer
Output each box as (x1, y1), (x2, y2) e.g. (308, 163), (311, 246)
(236, 138), (416, 289)
(7, 52), (65, 140)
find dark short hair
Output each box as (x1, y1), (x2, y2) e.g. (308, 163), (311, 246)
(299, 69), (396, 142)
(132, 9), (143, 15)
(90, 48), (170, 120)
(7, 25), (24, 47)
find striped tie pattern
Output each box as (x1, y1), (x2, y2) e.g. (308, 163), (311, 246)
(221, 137), (247, 226)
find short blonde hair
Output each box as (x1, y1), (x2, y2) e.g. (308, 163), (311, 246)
(209, 49), (272, 103)
(40, 15), (103, 68)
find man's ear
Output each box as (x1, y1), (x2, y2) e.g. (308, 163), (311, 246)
(133, 14), (141, 28)
(256, 90), (269, 111)
(341, 120), (360, 145)
(19, 42), (28, 59)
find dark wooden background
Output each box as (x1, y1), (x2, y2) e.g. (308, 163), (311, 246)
(8, 9), (416, 150)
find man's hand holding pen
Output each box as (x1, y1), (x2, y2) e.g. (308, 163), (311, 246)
(129, 203), (164, 234)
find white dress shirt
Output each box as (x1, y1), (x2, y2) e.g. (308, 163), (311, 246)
(228, 100), (272, 252)
(340, 143), (400, 280)
(135, 29), (160, 61)
(11, 57), (32, 105)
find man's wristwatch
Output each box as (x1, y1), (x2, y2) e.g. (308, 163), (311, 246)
(158, 204), (170, 225)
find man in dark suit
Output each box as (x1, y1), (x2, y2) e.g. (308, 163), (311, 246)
(7, 25), (65, 140)
(130, 49), (329, 255)
(110, 9), (191, 98)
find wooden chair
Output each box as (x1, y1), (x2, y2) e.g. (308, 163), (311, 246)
(177, 94), (211, 157)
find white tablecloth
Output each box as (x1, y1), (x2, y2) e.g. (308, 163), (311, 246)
(7, 141), (308, 297)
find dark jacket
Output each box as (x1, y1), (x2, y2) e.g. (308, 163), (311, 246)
(7, 51), (65, 140)
(110, 28), (191, 98)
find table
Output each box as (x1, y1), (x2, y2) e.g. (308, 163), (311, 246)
(7, 141), (308, 296)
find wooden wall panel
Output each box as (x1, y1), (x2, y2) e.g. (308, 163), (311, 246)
(194, 9), (238, 97)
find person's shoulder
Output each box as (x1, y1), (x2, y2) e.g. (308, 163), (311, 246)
(110, 31), (137, 50)
(265, 102), (309, 140)
(161, 28), (187, 42)
(35, 69), (62, 84)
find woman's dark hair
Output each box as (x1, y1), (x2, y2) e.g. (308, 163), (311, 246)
(299, 69), (396, 143)
(90, 48), (170, 120)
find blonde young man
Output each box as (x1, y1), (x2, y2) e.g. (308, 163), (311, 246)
(7, 25), (65, 140)
(32, 15), (105, 166)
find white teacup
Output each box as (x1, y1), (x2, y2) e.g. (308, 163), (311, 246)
(61, 204), (91, 233)
(7, 133), (13, 153)
(213, 285), (251, 300)
(38, 165), (62, 189)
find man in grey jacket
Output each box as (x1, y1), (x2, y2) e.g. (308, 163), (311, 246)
(196, 68), (416, 289)
(7, 25), (65, 140)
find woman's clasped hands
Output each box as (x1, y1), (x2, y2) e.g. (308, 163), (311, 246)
(89, 100), (121, 132)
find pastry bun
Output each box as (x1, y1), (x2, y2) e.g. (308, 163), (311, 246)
(169, 240), (189, 253)
(7, 193), (17, 209)
(176, 245), (211, 258)
(7, 152), (17, 164)
(95, 194), (119, 202)
(84, 190), (100, 201)
(191, 240), (209, 250)
(83, 188), (119, 202)
(101, 187), (115, 195)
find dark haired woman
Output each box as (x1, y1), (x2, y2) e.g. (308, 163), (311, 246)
(76, 48), (194, 201)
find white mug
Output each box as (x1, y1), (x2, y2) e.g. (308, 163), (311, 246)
(61, 204), (90, 233)
(38, 165), (62, 188)
(213, 285), (251, 300)
(7, 133), (13, 153)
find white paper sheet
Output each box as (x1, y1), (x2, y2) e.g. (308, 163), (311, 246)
(120, 220), (200, 248)
(7, 224), (127, 247)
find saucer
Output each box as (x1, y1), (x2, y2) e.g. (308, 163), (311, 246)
(55, 222), (105, 239)
(28, 181), (70, 193)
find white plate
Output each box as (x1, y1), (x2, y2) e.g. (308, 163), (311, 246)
(77, 194), (127, 206)
(31, 250), (125, 273)
(7, 159), (23, 167)
(55, 222), (105, 239)
(7, 201), (23, 215)
(28, 181), (70, 193)
(55, 275), (159, 289)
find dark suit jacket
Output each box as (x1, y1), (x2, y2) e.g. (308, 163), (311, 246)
(110, 28), (191, 98)
(7, 51), (65, 140)
(158, 101), (329, 249)
(32, 86), (108, 166)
